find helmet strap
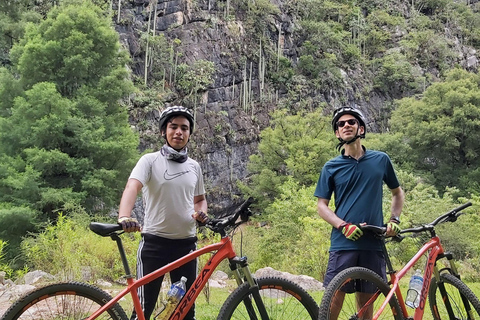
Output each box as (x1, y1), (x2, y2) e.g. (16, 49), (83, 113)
(336, 128), (361, 151)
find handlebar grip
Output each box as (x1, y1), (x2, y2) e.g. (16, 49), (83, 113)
(452, 202), (472, 213)
(238, 197), (254, 221)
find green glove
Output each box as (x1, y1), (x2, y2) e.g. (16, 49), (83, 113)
(339, 223), (363, 241)
(387, 221), (401, 235)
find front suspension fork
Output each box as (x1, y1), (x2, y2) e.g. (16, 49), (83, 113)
(229, 256), (270, 320)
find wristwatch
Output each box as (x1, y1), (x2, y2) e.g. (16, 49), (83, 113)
(389, 216), (401, 224)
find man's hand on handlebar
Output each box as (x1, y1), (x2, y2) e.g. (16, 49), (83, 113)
(192, 211), (208, 226)
(386, 220), (401, 237)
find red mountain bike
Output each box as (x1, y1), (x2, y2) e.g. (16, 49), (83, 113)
(1, 198), (319, 320)
(319, 202), (480, 320)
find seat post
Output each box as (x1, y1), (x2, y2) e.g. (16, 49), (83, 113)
(110, 233), (134, 279)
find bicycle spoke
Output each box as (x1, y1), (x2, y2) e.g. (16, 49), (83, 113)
(2, 283), (127, 320)
(218, 277), (318, 320)
(319, 267), (402, 320)
(429, 273), (480, 320)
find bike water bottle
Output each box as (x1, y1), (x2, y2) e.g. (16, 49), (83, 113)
(156, 276), (187, 320)
(405, 269), (423, 308)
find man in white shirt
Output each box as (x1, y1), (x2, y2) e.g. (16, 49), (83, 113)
(118, 106), (207, 320)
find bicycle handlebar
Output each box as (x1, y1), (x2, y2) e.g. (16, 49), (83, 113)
(358, 202), (472, 239)
(89, 197), (254, 238)
(400, 202), (472, 235)
(205, 197), (254, 235)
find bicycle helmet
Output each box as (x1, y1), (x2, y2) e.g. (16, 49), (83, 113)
(331, 106), (366, 136)
(332, 106), (367, 150)
(159, 106), (194, 134)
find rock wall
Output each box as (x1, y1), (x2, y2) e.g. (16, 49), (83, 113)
(112, 0), (479, 213)
(113, 0), (286, 212)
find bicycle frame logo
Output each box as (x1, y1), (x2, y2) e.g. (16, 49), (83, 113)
(170, 267), (211, 319)
(419, 261), (434, 310)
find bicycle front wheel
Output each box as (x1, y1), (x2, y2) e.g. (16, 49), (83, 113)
(217, 276), (319, 319)
(428, 272), (480, 320)
(318, 267), (403, 320)
(0, 282), (128, 320)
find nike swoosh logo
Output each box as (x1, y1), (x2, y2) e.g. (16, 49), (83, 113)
(164, 169), (190, 180)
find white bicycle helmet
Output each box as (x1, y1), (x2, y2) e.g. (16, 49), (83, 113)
(159, 106), (194, 133)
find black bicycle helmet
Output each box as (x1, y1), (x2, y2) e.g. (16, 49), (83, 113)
(332, 106), (367, 150)
(331, 106), (366, 138)
(159, 106), (194, 134)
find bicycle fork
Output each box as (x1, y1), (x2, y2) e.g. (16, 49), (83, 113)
(229, 256), (270, 320)
(434, 253), (475, 320)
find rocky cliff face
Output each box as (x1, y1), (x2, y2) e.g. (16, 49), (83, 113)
(114, 0), (288, 212)
(113, 0), (478, 213)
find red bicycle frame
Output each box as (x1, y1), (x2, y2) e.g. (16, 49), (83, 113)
(373, 236), (444, 320)
(87, 236), (237, 320)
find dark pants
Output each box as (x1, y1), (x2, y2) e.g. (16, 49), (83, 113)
(131, 234), (197, 320)
(323, 250), (386, 293)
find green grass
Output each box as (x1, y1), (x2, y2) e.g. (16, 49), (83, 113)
(104, 279), (480, 320)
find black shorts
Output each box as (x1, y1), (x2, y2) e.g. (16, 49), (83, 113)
(323, 250), (386, 293)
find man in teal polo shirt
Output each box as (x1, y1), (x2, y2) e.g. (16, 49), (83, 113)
(315, 106), (405, 319)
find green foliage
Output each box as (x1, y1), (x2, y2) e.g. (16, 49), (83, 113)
(390, 68), (480, 195)
(269, 57), (294, 91)
(0, 68), (23, 117)
(21, 212), (140, 281)
(239, 108), (337, 209)
(0, 205), (37, 266)
(362, 10), (405, 57)
(0, 1), (139, 264)
(399, 29), (453, 72)
(440, 2), (480, 47)
(249, 179), (330, 278)
(140, 33), (175, 85)
(10, 1), (131, 98)
(0, 239), (13, 277)
(0, 0), (42, 64)
(369, 51), (419, 95)
(176, 60), (215, 98)
(0, 2), (138, 218)
(297, 50), (342, 86)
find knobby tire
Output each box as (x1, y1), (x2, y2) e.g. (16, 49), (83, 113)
(318, 266), (403, 320)
(0, 282), (128, 320)
(428, 272), (480, 320)
(217, 276), (319, 320)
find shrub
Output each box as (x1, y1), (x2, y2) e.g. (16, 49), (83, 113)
(21, 212), (140, 282)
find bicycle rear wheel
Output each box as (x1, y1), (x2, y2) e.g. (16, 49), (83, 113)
(217, 276), (319, 319)
(0, 282), (128, 320)
(318, 267), (403, 320)
(428, 272), (480, 320)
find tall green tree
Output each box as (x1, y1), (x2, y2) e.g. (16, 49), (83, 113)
(0, 1), (138, 263)
(240, 108), (337, 209)
(390, 68), (480, 196)
(0, 0), (42, 66)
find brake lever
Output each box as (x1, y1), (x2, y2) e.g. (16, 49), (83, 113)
(391, 234), (404, 242)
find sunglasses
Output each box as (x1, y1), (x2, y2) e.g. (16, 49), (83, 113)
(336, 119), (358, 128)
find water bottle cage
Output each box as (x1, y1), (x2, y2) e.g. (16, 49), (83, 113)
(407, 288), (420, 306)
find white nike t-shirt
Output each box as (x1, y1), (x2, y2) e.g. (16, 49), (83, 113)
(129, 151), (205, 239)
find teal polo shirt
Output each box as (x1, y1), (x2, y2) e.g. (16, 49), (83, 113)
(314, 148), (400, 251)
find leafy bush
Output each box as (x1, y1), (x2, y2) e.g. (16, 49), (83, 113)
(369, 51), (418, 95)
(0, 240), (13, 278)
(239, 108), (337, 209)
(248, 179), (330, 279)
(390, 68), (480, 195)
(21, 212), (140, 282)
(0, 205), (37, 265)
